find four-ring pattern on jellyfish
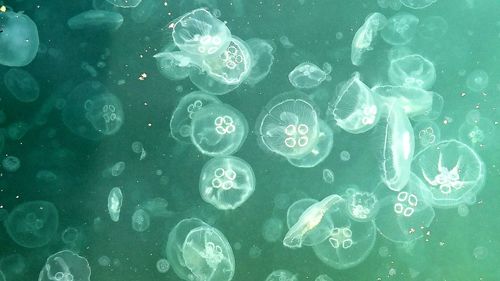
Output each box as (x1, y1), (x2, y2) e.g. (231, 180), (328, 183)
(284, 123), (309, 148)
(201, 240), (225, 269)
(393, 191), (418, 217)
(328, 227), (353, 249)
(187, 100), (204, 119)
(211, 167), (237, 190)
(214, 115), (236, 135)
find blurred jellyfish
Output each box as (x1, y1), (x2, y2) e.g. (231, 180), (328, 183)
(388, 54), (436, 90)
(322, 169), (335, 184)
(141, 197), (174, 218)
(412, 139), (486, 208)
(262, 217), (285, 243)
(107, 187), (123, 222)
(377, 0), (402, 10)
(418, 16), (448, 40)
(5, 201), (59, 248)
(154, 50), (194, 80)
(38, 250), (91, 281)
(4, 68), (40, 102)
(245, 38), (275, 86)
(473, 246), (488, 260)
(190, 103), (248, 156)
(372, 85), (433, 119)
(199, 156), (255, 210)
(465, 69), (489, 92)
(288, 120), (333, 168)
(2, 156), (20, 172)
(131, 208), (150, 232)
(340, 151), (351, 161)
(414, 120), (441, 149)
(156, 258), (170, 273)
(315, 274), (333, 281)
(288, 62), (328, 89)
(103, 161), (126, 177)
(329, 72), (380, 134)
(248, 245), (262, 259)
(381, 12), (419, 46)
(106, 0), (142, 7)
(457, 203), (469, 217)
(265, 270), (298, 281)
(67, 10), (124, 31)
(400, 0), (437, 9)
(0, 11), (39, 67)
(351, 13), (387, 66)
(170, 91), (221, 143)
(344, 187), (380, 222)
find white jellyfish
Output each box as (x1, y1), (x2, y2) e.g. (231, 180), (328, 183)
(388, 53), (436, 90)
(107, 187), (123, 222)
(245, 38), (275, 86)
(38, 250), (91, 281)
(288, 120), (333, 168)
(3, 68), (40, 103)
(343, 187), (380, 222)
(0, 11), (39, 67)
(265, 270), (298, 281)
(351, 13), (387, 66)
(154, 50), (195, 81)
(381, 12), (419, 46)
(131, 208), (150, 232)
(371, 85), (433, 119)
(288, 62), (328, 89)
(458, 111), (494, 149)
(414, 120), (441, 149)
(67, 10), (124, 31)
(399, 0), (437, 9)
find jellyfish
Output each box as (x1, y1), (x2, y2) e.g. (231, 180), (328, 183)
(312, 198), (377, 270)
(2, 156), (20, 172)
(171, 8), (232, 57)
(343, 187), (380, 222)
(315, 274), (333, 281)
(190, 103), (248, 157)
(371, 85), (433, 118)
(106, 0), (142, 7)
(38, 250), (91, 281)
(4, 201), (59, 248)
(417, 16), (448, 40)
(3, 68), (40, 103)
(322, 169), (335, 184)
(103, 161), (126, 177)
(328, 72), (380, 134)
(199, 156), (255, 210)
(170, 91), (221, 143)
(412, 139), (486, 208)
(154, 50), (194, 81)
(245, 38), (275, 86)
(67, 10), (124, 31)
(284, 194), (343, 248)
(262, 217), (285, 243)
(7, 121), (30, 140)
(182, 225), (235, 281)
(256, 92), (320, 159)
(414, 120), (441, 149)
(140, 197), (174, 218)
(107, 187), (123, 222)
(465, 69), (489, 92)
(0, 254), (26, 280)
(377, 0), (402, 10)
(156, 258), (170, 273)
(388, 53), (436, 90)
(288, 120), (333, 168)
(0, 11), (39, 67)
(375, 173), (436, 243)
(61, 227), (82, 247)
(131, 208), (150, 232)
(351, 13), (387, 66)
(189, 66), (241, 95)
(458, 112), (494, 149)
(265, 270), (298, 281)
(399, 0), (437, 9)
(288, 62), (328, 89)
(381, 12), (419, 46)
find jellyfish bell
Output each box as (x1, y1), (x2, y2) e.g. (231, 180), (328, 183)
(400, 0), (437, 9)
(189, 66), (241, 95)
(381, 12), (419, 46)
(38, 250), (91, 281)
(154, 50), (194, 81)
(287, 119), (333, 168)
(465, 69), (489, 92)
(371, 85), (433, 119)
(351, 12), (387, 66)
(286, 198), (331, 246)
(0, 11), (39, 67)
(245, 38), (275, 86)
(288, 62), (328, 89)
(3, 68), (40, 103)
(388, 53), (436, 90)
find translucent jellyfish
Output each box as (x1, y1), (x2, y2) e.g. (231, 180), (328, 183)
(412, 139), (486, 208)
(189, 67), (241, 95)
(417, 16), (448, 40)
(5, 201), (59, 248)
(103, 161), (126, 177)
(465, 69), (489, 92)
(156, 258), (170, 273)
(131, 208), (150, 232)
(170, 91), (221, 143)
(315, 274), (333, 281)
(284, 195), (343, 248)
(343, 187), (380, 222)
(351, 13), (387, 66)
(61, 227), (81, 245)
(190, 103), (248, 156)
(399, 0), (437, 9)
(182, 225), (235, 281)
(322, 169), (335, 184)
(154, 50), (194, 80)
(375, 174), (436, 243)
(105, 0), (142, 7)
(2, 156), (20, 172)
(372, 85), (433, 118)
(328, 72), (380, 134)
(457, 203), (469, 217)
(0, 11), (39, 67)
(288, 62), (328, 89)
(67, 10), (124, 31)
(256, 92), (320, 158)
(171, 8), (231, 57)
(245, 38), (275, 86)
(288, 120), (333, 168)
(388, 54), (436, 90)
(381, 12), (419, 46)
(265, 270), (298, 281)
(414, 120), (441, 149)
(340, 150), (351, 161)
(141, 197), (174, 218)
(199, 156), (255, 210)
(458, 114), (494, 149)
(107, 187), (123, 222)
(62, 81), (124, 140)
(38, 250), (91, 281)
(377, 0), (402, 10)
(376, 102), (415, 192)
(0, 254), (26, 280)
(4, 68), (40, 102)
(262, 217), (285, 243)
(312, 199), (377, 270)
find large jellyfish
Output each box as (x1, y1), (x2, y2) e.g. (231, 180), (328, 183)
(351, 13), (387, 66)
(412, 139), (486, 208)
(199, 156), (255, 210)
(288, 120), (333, 168)
(0, 11), (39, 67)
(371, 85), (433, 119)
(38, 250), (91, 281)
(256, 92), (320, 159)
(170, 91), (221, 143)
(381, 12), (419, 46)
(245, 38), (275, 86)
(288, 62), (328, 89)
(328, 72), (380, 134)
(190, 103), (248, 156)
(3, 68), (40, 103)
(399, 0), (437, 9)
(388, 53), (436, 90)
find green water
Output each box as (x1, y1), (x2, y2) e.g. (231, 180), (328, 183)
(1, 0), (500, 280)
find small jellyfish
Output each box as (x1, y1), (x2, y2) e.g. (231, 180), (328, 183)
(473, 246), (488, 260)
(465, 69), (489, 92)
(417, 16), (448, 40)
(107, 187), (123, 222)
(140, 197), (174, 218)
(262, 217), (285, 243)
(457, 203), (469, 217)
(372, 85), (434, 119)
(38, 250), (91, 281)
(340, 150), (351, 161)
(0, 11), (39, 67)
(381, 12), (419, 46)
(315, 274), (333, 281)
(248, 245), (262, 259)
(154, 50), (194, 80)
(288, 120), (333, 168)
(2, 156), (20, 172)
(190, 103), (248, 157)
(414, 120), (441, 149)
(388, 53), (436, 90)
(67, 10), (124, 31)
(322, 169), (335, 184)
(288, 62), (328, 89)
(3, 68), (40, 102)
(400, 0), (437, 9)
(351, 13), (387, 66)
(377, 0), (402, 10)
(110, 161), (126, 177)
(97, 256), (111, 267)
(265, 270), (298, 281)
(344, 187), (380, 222)
(131, 208), (150, 232)
(156, 258), (170, 273)
(106, 0), (142, 8)
(245, 38), (275, 86)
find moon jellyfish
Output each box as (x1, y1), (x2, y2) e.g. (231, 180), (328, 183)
(265, 270), (298, 281)
(4, 68), (40, 103)
(288, 62), (328, 89)
(418, 16), (448, 40)
(328, 72), (380, 134)
(458, 113), (494, 149)
(2, 156), (20, 172)
(375, 174), (436, 243)
(67, 10), (124, 31)
(154, 50), (194, 81)
(156, 258), (170, 273)
(171, 8), (231, 57)
(189, 67), (240, 95)
(245, 38), (275, 86)
(107, 187), (123, 222)
(131, 208), (150, 232)
(106, 0), (142, 7)
(256, 92), (320, 158)
(262, 217), (285, 243)
(38, 250), (91, 281)
(312, 199), (376, 270)
(0, 11), (39, 67)
(465, 69), (489, 92)
(190, 103), (248, 156)
(284, 195), (343, 248)
(414, 120), (440, 149)
(140, 197), (174, 218)
(372, 85), (433, 119)
(351, 13), (387, 66)
(288, 120), (333, 168)
(61, 227), (81, 246)
(399, 0), (437, 9)
(170, 91), (221, 143)
(412, 139), (486, 208)
(381, 12), (419, 46)
(344, 187), (380, 222)
(376, 102), (415, 192)
(388, 54), (436, 90)
(377, 0), (402, 10)
(5, 201), (59, 248)
(182, 225), (235, 281)
(199, 156), (255, 210)
(322, 169), (335, 184)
